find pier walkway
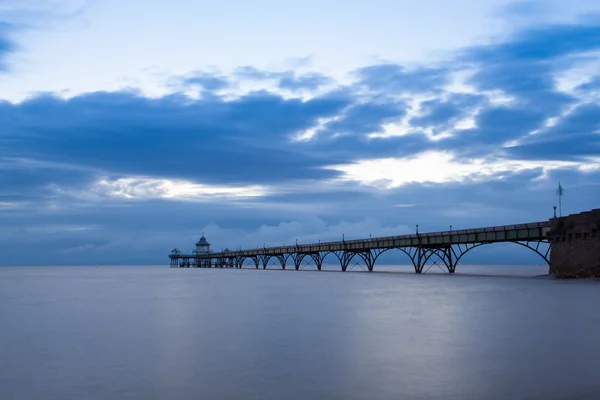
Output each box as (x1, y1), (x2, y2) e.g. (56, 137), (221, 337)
(169, 221), (552, 273)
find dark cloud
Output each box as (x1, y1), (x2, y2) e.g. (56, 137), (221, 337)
(471, 61), (550, 95)
(462, 18), (600, 63)
(541, 103), (600, 137)
(318, 100), (406, 138)
(410, 93), (486, 132)
(576, 76), (600, 92)
(442, 16), (600, 157)
(0, 160), (93, 199)
(505, 103), (600, 160)
(0, 90), (353, 186)
(302, 133), (431, 163)
(468, 61), (574, 116)
(444, 105), (551, 155)
(506, 134), (600, 160)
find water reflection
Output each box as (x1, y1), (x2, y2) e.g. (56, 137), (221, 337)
(0, 266), (598, 399)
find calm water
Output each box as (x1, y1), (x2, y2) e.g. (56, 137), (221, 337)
(1, 265), (599, 400)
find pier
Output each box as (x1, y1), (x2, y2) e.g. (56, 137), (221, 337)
(169, 209), (600, 277)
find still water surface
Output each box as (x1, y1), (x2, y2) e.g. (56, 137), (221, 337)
(1, 265), (599, 400)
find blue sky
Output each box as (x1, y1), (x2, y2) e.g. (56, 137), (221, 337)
(1, 0), (600, 266)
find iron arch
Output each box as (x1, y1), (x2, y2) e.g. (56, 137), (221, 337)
(370, 247), (421, 272)
(292, 253), (322, 271)
(261, 255), (288, 270)
(449, 240), (551, 273)
(238, 256), (259, 269)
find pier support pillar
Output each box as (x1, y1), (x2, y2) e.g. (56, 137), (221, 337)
(444, 246), (455, 274)
(548, 209), (600, 278)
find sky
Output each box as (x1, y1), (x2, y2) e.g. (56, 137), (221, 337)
(1, 0), (600, 266)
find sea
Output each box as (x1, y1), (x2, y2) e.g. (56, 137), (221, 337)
(1, 264), (599, 400)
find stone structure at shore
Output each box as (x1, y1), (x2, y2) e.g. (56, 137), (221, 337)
(548, 209), (600, 278)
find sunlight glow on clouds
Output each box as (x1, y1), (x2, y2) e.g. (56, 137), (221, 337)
(92, 178), (269, 201)
(327, 151), (600, 189)
(25, 224), (99, 235)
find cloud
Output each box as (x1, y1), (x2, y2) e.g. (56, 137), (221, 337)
(0, 1), (92, 72)
(499, 1), (550, 18)
(0, 22), (15, 70)
(178, 71), (230, 91)
(232, 66), (334, 92)
(3, 12), (600, 265)
(243, 217), (414, 247)
(326, 151), (600, 189)
(0, 89), (352, 189)
(312, 100), (407, 140)
(0, 0), (91, 25)
(24, 224), (99, 235)
(409, 93), (486, 133)
(81, 177), (269, 201)
(278, 72), (333, 91)
(355, 64), (448, 94)
(505, 103), (600, 159)
(462, 17), (600, 63)
(432, 15), (600, 159)
(576, 76), (600, 92)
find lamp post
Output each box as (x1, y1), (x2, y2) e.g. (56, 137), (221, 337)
(553, 205), (557, 218)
